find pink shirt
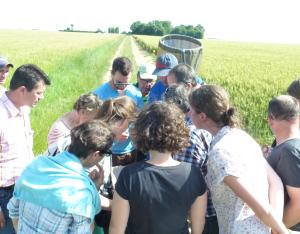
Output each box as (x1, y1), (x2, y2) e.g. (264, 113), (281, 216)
(47, 118), (70, 147)
(0, 93), (34, 187)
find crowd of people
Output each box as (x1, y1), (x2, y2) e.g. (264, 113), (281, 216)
(0, 52), (299, 234)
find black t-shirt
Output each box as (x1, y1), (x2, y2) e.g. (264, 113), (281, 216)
(267, 138), (300, 231)
(116, 161), (207, 234)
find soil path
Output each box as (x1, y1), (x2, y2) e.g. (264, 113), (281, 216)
(130, 36), (155, 66)
(102, 38), (126, 82)
(102, 36), (155, 82)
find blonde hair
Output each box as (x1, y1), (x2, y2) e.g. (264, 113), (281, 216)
(98, 96), (137, 124)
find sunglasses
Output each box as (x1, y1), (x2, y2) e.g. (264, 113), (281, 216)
(114, 81), (130, 87)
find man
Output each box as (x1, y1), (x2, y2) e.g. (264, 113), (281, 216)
(94, 56), (143, 109)
(134, 64), (157, 103)
(7, 120), (114, 233)
(148, 53), (178, 103)
(0, 64), (50, 234)
(0, 56), (14, 96)
(267, 95), (300, 232)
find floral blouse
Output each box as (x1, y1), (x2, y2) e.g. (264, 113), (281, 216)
(206, 126), (271, 234)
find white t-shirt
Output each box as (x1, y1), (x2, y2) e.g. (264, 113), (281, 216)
(206, 126), (270, 234)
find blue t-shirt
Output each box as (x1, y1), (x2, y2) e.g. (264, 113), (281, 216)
(148, 81), (167, 103)
(94, 82), (144, 110)
(93, 82), (140, 154)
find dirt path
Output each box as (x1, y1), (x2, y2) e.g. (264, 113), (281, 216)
(102, 36), (155, 83)
(130, 36), (155, 66)
(102, 38), (126, 82)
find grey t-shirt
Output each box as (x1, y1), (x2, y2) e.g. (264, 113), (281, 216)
(116, 161), (206, 234)
(267, 138), (300, 231)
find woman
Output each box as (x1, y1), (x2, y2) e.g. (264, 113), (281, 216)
(98, 96), (138, 167)
(47, 93), (102, 154)
(109, 102), (207, 234)
(189, 85), (288, 234)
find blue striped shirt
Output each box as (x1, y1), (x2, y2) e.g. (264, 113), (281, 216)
(173, 120), (216, 217)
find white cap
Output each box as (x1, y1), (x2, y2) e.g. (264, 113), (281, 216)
(138, 64), (157, 80)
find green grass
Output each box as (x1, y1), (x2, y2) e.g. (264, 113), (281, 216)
(2, 30), (300, 153)
(136, 35), (300, 144)
(0, 29), (125, 154)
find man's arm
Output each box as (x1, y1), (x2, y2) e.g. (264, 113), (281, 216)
(283, 186), (300, 228)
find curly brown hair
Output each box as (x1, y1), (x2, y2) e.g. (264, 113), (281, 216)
(132, 101), (189, 153)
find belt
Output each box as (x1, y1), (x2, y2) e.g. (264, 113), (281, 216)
(0, 184), (15, 191)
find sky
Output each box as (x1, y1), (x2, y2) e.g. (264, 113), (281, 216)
(0, 0), (299, 44)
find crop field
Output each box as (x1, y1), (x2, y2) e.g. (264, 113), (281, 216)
(136, 35), (300, 144)
(0, 29), (125, 154)
(1, 30), (300, 154)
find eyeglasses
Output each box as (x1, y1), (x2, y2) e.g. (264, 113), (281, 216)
(114, 81), (130, 87)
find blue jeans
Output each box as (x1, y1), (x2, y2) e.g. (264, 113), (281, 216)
(0, 186), (15, 234)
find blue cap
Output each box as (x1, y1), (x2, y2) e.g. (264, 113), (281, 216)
(0, 56), (13, 69)
(153, 53), (178, 77)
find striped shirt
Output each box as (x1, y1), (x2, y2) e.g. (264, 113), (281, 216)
(8, 197), (92, 234)
(0, 93), (34, 187)
(173, 119), (216, 217)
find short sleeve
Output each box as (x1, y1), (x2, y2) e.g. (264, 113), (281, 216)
(194, 167), (207, 196)
(277, 148), (300, 187)
(115, 167), (130, 200)
(208, 148), (243, 186)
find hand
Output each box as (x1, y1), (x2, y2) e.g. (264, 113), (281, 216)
(261, 144), (271, 158)
(89, 164), (104, 190)
(0, 211), (5, 230)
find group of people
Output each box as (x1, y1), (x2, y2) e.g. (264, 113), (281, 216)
(0, 51), (299, 234)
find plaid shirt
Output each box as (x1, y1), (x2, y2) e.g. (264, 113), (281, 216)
(8, 196), (92, 234)
(173, 119), (216, 217)
(0, 94), (34, 187)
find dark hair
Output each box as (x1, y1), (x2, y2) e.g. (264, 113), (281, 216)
(111, 57), (132, 76)
(163, 84), (191, 113)
(73, 93), (102, 113)
(287, 78), (300, 100)
(98, 96), (136, 124)
(268, 95), (299, 121)
(133, 101), (189, 153)
(189, 85), (241, 128)
(10, 64), (51, 91)
(168, 64), (197, 87)
(68, 120), (114, 159)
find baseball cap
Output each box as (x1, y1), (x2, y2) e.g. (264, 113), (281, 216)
(0, 56), (13, 69)
(153, 53), (178, 77)
(138, 64), (157, 80)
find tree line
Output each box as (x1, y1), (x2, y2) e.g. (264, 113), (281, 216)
(130, 21), (205, 39)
